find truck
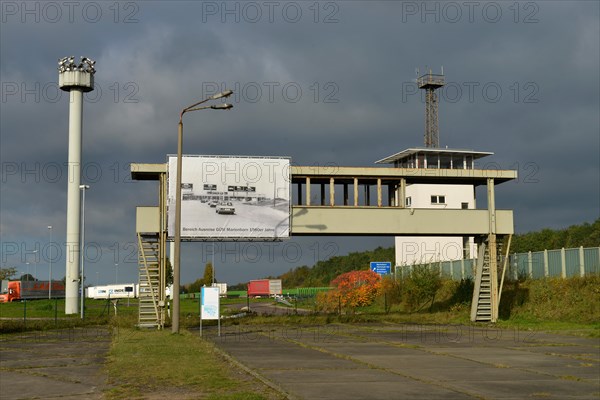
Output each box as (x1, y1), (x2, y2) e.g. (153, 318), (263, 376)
(0, 280), (65, 303)
(247, 279), (282, 298)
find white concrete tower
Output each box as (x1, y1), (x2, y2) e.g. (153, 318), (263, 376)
(58, 56), (95, 314)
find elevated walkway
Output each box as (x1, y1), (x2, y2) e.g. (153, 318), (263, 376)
(131, 163), (515, 323)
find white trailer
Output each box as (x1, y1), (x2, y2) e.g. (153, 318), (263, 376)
(268, 279), (282, 296)
(86, 284), (138, 299)
(213, 283), (227, 297)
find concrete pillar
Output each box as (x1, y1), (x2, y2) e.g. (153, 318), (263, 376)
(487, 178), (496, 234)
(59, 59), (95, 315)
(399, 178), (406, 208)
(329, 177), (335, 206)
(64, 88), (83, 314)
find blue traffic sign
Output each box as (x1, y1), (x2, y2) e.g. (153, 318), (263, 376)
(370, 262), (392, 275)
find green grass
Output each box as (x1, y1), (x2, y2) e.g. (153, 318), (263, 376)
(210, 308), (472, 328)
(4, 275), (597, 339)
(0, 298), (138, 333)
(495, 317), (600, 338)
(494, 275), (600, 337)
(0, 298), (139, 318)
(106, 328), (282, 399)
(214, 275), (600, 337)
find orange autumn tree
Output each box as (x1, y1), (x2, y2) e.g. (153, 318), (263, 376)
(317, 270), (382, 313)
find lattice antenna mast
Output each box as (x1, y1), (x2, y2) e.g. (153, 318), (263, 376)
(417, 67), (445, 148)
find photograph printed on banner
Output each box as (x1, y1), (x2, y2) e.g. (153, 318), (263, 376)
(167, 155), (291, 239)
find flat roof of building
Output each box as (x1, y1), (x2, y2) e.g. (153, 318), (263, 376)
(375, 147), (494, 164)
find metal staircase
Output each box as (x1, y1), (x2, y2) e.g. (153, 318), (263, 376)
(138, 233), (162, 328)
(471, 236), (500, 322)
(471, 242), (492, 321)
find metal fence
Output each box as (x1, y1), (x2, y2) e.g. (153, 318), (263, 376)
(396, 258), (476, 280)
(397, 246), (600, 280)
(509, 246), (600, 279)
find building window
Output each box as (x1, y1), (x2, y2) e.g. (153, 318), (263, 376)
(461, 202), (469, 209)
(405, 196), (412, 207)
(431, 195), (446, 204)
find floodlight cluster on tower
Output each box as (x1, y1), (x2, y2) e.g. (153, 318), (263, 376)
(58, 56), (96, 74)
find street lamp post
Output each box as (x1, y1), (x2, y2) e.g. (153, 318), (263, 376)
(172, 91), (233, 334)
(79, 184), (90, 319)
(115, 263), (119, 284)
(48, 226), (52, 299)
(33, 250), (38, 281)
(212, 242), (215, 285)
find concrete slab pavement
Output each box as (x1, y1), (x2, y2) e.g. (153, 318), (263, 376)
(209, 323), (600, 400)
(0, 327), (110, 400)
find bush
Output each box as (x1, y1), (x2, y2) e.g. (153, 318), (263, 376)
(448, 278), (474, 305)
(402, 266), (442, 312)
(379, 276), (402, 313)
(315, 290), (341, 314)
(316, 270), (382, 314)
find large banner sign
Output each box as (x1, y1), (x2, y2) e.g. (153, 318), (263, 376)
(167, 155), (291, 239)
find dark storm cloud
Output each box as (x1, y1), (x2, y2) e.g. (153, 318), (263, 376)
(1, 1), (598, 284)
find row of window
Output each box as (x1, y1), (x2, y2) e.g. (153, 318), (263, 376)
(404, 196), (469, 208)
(431, 195), (446, 204)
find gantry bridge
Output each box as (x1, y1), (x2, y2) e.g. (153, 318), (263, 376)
(131, 162), (516, 327)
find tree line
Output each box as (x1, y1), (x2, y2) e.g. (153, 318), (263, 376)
(509, 219), (600, 253)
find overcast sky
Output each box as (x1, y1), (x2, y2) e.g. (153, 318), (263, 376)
(1, 1), (598, 286)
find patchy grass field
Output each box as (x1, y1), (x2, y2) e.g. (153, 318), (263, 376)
(106, 328), (284, 400)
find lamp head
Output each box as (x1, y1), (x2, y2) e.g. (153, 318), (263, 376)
(211, 103), (233, 110)
(211, 90), (233, 100)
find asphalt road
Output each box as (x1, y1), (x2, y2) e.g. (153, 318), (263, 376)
(209, 323), (600, 400)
